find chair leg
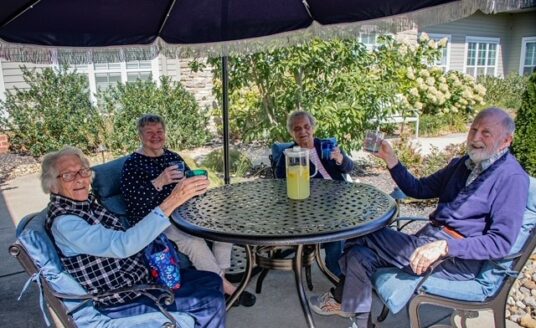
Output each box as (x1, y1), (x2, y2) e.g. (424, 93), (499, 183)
(492, 308), (506, 328)
(255, 269), (270, 294)
(305, 265), (313, 291)
(376, 305), (390, 322)
(408, 297), (423, 328)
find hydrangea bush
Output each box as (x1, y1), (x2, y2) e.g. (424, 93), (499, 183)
(398, 33), (486, 117)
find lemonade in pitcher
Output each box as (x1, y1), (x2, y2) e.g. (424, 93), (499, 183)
(287, 165), (310, 199)
(284, 146), (310, 200)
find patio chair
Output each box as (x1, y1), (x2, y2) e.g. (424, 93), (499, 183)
(372, 176), (536, 328)
(10, 209), (194, 328)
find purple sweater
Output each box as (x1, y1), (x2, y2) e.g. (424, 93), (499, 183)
(389, 152), (529, 260)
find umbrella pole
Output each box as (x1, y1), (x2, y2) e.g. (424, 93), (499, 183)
(222, 56), (231, 185)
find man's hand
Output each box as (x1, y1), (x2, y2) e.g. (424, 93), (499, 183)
(372, 140), (398, 169)
(409, 240), (448, 275)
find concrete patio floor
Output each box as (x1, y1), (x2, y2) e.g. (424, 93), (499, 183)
(0, 142), (518, 327)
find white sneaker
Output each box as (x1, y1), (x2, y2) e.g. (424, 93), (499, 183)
(309, 292), (353, 318)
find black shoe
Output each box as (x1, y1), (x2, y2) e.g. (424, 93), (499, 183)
(228, 291), (257, 307)
(238, 291), (256, 307)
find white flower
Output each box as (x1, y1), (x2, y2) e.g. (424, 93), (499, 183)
(451, 107), (458, 113)
(419, 69), (430, 78)
(399, 44), (408, 55)
(426, 77), (436, 86)
(438, 38), (448, 48)
(409, 88), (419, 97)
(428, 40), (437, 49)
(439, 83), (449, 92)
(419, 32), (429, 42)
(476, 84), (486, 96)
(415, 101), (423, 110)
(406, 69), (415, 80)
(416, 77), (424, 85)
(438, 76), (446, 83)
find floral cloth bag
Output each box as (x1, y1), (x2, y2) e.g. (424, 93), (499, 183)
(145, 234), (182, 290)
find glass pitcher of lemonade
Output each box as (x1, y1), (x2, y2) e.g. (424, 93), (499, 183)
(284, 146), (310, 200)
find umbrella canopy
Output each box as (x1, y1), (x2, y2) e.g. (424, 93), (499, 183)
(0, 0), (529, 182)
(1, 0), (525, 63)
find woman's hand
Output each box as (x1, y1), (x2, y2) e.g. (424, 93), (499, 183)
(152, 165), (184, 190)
(159, 176), (209, 216)
(331, 147), (344, 165)
(372, 140), (399, 169)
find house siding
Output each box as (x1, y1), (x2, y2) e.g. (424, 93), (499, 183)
(1, 62), (48, 96)
(421, 10), (536, 76)
(506, 11), (536, 75)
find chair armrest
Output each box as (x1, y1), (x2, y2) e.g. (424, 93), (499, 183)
(414, 257), (451, 294)
(390, 216), (428, 232)
(47, 280), (176, 324)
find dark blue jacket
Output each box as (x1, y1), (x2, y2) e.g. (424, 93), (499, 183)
(276, 138), (354, 181)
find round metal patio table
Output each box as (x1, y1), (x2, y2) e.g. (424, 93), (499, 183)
(172, 179), (397, 328)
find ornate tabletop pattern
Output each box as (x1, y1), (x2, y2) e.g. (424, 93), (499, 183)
(173, 179), (397, 246)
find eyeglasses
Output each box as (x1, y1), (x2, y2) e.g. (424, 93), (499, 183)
(57, 168), (92, 182)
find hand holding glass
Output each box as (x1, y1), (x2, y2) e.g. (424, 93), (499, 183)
(169, 161), (186, 179)
(321, 140), (337, 160)
(363, 130), (384, 153)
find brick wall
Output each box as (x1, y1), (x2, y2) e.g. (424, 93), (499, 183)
(0, 134), (9, 154)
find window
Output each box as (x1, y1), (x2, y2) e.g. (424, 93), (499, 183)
(520, 37), (536, 75)
(465, 37), (500, 78)
(359, 32), (379, 51)
(93, 60), (155, 91)
(429, 34), (451, 72)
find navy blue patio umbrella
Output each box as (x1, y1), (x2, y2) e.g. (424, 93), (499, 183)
(0, 0), (525, 182)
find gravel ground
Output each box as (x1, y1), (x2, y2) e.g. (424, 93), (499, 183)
(0, 153), (40, 183)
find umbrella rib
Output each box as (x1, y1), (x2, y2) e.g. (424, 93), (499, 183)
(0, 0), (42, 30)
(301, 0), (313, 19)
(157, 0), (178, 37)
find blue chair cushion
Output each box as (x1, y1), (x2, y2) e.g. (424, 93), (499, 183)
(271, 137), (337, 168)
(373, 176), (536, 314)
(92, 156), (128, 217)
(17, 211), (194, 328)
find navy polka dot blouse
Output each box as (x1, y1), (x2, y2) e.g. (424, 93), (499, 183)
(120, 149), (190, 225)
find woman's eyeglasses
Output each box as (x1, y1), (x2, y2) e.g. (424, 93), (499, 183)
(57, 168), (92, 182)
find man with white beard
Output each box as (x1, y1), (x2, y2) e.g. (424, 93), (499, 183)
(309, 107), (529, 328)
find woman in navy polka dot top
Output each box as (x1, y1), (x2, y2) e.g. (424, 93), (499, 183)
(120, 114), (256, 306)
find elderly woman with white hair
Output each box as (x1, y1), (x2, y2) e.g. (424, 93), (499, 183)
(42, 146), (225, 328)
(276, 111), (355, 277)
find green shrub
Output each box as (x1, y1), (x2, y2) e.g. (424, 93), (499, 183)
(423, 143), (466, 176)
(99, 76), (210, 154)
(392, 139), (466, 177)
(0, 66), (105, 156)
(419, 113), (467, 137)
(201, 148), (252, 177)
(512, 72), (536, 176)
(477, 74), (528, 110)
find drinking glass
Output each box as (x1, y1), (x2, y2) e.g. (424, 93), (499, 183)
(321, 140), (336, 160)
(169, 160), (186, 178)
(363, 130), (384, 153)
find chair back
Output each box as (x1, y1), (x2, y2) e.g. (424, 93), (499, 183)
(269, 138), (337, 178)
(91, 156), (129, 224)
